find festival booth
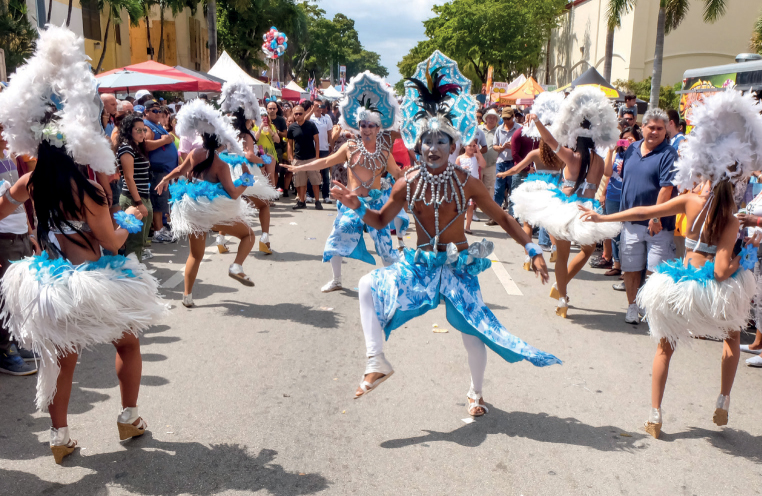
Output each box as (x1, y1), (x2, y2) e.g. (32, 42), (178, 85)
(280, 88), (302, 102)
(555, 67), (647, 115)
(208, 51), (271, 100)
(490, 75), (526, 103)
(285, 81), (310, 100)
(96, 61), (222, 94)
(497, 77), (544, 106)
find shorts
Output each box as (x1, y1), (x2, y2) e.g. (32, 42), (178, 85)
(620, 222), (675, 273)
(292, 159), (321, 188)
(150, 170), (170, 214)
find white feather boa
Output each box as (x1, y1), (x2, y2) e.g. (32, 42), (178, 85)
(673, 90), (762, 190)
(220, 78), (262, 127)
(511, 176), (621, 245)
(637, 263), (757, 348)
(523, 92), (565, 140)
(176, 99), (244, 155)
(0, 25), (115, 173)
(550, 86), (619, 150)
(0, 254), (167, 410)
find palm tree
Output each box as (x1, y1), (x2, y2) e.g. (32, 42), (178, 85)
(751, 9), (762, 54)
(608, 0), (727, 109)
(604, 0), (636, 82)
(94, 0), (142, 73)
(207, 0), (217, 67)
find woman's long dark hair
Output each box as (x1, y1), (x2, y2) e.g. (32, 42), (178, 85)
(29, 141), (107, 256)
(191, 132), (221, 178)
(572, 119), (595, 192)
(230, 108), (250, 140)
(616, 126), (643, 154)
(118, 114), (148, 159)
(703, 177), (736, 246)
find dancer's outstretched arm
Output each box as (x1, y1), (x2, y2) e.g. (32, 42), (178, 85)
(330, 179), (405, 229)
(498, 149), (540, 178)
(155, 153), (193, 194)
(579, 194), (689, 223)
(287, 143), (348, 172)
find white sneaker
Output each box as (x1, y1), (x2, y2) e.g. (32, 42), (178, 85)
(625, 303), (640, 324)
(321, 279), (342, 293)
(142, 249), (154, 260)
(472, 214), (481, 222)
(306, 196), (315, 203)
(746, 355), (762, 367)
(740, 344), (762, 355)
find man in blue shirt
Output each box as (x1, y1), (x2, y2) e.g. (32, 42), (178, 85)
(667, 109), (686, 151)
(485, 107), (522, 226)
(143, 100), (178, 249)
(618, 109), (678, 324)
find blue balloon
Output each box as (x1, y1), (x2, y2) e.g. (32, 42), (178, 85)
(282, 41), (288, 49)
(270, 40), (277, 50)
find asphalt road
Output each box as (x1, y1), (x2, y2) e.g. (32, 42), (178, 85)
(2, 197), (762, 495)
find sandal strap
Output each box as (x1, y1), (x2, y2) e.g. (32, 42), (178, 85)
(359, 381), (373, 393)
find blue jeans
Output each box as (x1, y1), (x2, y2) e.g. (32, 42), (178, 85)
(605, 199), (621, 262)
(538, 227), (551, 247)
(493, 161), (514, 208)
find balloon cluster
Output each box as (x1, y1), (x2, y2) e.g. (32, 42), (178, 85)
(262, 26), (288, 59)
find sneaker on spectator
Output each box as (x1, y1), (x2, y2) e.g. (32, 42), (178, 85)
(0, 344), (37, 376)
(612, 281), (626, 291)
(625, 303), (640, 324)
(292, 201), (307, 210)
(142, 249), (154, 260)
(472, 214), (481, 222)
(157, 227), (175, 243)
(16, 345), (39, 363)
(323, 197), (332, 204)
(315, 200), (324, 210)
(306, 195), (315, 203)
(281, 190), (289, 199)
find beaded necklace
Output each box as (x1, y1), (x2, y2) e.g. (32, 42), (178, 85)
(405, 161), (469, 253)
(345, 131), (393, 192)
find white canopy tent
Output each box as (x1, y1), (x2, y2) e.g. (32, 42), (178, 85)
(208, 51), (270, 99)
(285, 81), (309, 100)
(321, 85), (343, 100)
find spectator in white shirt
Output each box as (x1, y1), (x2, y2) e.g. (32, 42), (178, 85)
(310, 99), (334, 203)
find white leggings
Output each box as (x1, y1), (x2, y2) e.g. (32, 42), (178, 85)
(358, 273), (487, 394)
(330, 254), (395, 283)
(394, 217), (406, 238)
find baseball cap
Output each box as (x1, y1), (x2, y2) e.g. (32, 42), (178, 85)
(133, 105), (145, 114)
(134, 89), (151, 100)
(484, 109), (499, 118)
(143, 100), (159, 110)
(501, 107), (514, 119)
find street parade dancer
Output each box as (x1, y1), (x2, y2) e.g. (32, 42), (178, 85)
(217, 78), (280, 255)
(330, 51), (561, 417)
(512, 86), (621, 318)
(497, 91), (565, 267)
(287, 71), (409, 293)
(580, 89), (762, 438)
(155, 99), (257, 308)
(0, 25), (167, 463)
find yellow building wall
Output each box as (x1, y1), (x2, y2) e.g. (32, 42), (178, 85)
(128, 6), (208, 70)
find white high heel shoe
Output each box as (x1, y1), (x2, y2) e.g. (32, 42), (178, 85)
(556, 297), (568, 318)
(117, 406), (148, 440)
(713, 395), (730, 426)
(50, 426), (77, 464)
(644, 407), (662, 439)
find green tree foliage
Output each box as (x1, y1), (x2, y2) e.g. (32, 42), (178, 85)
(293, 3), (387, 85)
(397, 0), (567, 90)
(613, 77), (681, 111)
(94, 0), (143, 73)
(0, 0), (36, 75)
(751, 9), (762, 54)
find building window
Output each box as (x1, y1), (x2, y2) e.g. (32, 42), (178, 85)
(115, 23), (121, 45)
(81, 0), (101, 41)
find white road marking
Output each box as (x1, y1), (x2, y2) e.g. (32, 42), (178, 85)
(161, 271), (185, 289)
(490, 250), (523, 296)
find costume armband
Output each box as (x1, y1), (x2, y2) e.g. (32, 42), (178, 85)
(740, 244), (758, 271)
(3, 189), (23, 206)
(354, 201), (368, 219)
(233, 173), (255, 188)
(113, 211), (143, 233)
(261, 154), (272, 165)
(525, 242), (543, 259)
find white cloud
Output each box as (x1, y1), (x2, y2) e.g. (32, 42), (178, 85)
(320, 0), (445, 84)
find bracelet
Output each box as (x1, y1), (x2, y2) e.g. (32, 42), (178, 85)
(354, 200), (368, 219)
(3, 189), (22, 206)
(233, 172), (255, 188)
(113, 211), (143, 233)
(133, 199), (143, 206)
(525, 242), (543, 259)
(740, 244), (758, 271)
(553, 142), (562, 154)
(756, 217), (760, 227)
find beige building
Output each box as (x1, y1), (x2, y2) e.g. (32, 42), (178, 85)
(23, 0), (209, 73)
(537, 0), (759, 87)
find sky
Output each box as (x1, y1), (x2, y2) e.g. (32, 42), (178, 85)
(320, 0), (445, 85)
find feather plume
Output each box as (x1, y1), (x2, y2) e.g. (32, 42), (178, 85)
(176, 99), (244, 155)
(219, 78), (262, 127)
(0, 25), (115, 173)
(550, 86), (619, 150)
(523, 92), (565, 140)
(673, 89), (762, 190)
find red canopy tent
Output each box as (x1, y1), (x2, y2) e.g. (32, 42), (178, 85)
(280, 88), (301, 102)
(96, 61), (222, 93)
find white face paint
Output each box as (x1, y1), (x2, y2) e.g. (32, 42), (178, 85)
(359, 120), (379, 143)
(420, 131), (452, 169)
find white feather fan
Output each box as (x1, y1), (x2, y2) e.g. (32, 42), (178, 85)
(523, 92), (565, 140)
(550, 86), (619, 150)
(219, 78), (262, 127)
(176, 99), (244, 155)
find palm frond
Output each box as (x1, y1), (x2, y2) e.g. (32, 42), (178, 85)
(751, 9), (762, 54)
(606, 0), (637, 31)
(664, 0), (689, 33)
(702, 0), (726, 23)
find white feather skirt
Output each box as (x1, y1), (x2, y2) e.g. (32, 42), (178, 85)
(230, 164), (280, 201)
(169, 178), (255, 238)
(0, 253), (168, 411)
(637, 260), (757, 348)
(511, 176), (621, 245)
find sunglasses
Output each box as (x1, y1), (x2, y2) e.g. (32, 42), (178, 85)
(148, 109), (161, 114)
(359, 123), (378, 129)
(133, 128), (146, 134)
(293, 112), (304, 116)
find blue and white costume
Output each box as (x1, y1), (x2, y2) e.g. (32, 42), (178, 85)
(353, 51), (560, 410)
(219, 152), (280, 201)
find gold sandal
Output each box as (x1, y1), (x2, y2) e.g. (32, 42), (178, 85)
(229, 263), (255, 287)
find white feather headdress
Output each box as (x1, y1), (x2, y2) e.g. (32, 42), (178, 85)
(673, 89), (762, 190)
(0, 25), (115, 173)
(523, 92), (565, 140)
(550, 86), (618, 150)
(219, 78), (262, 128)
(175, 99), (244, 155)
